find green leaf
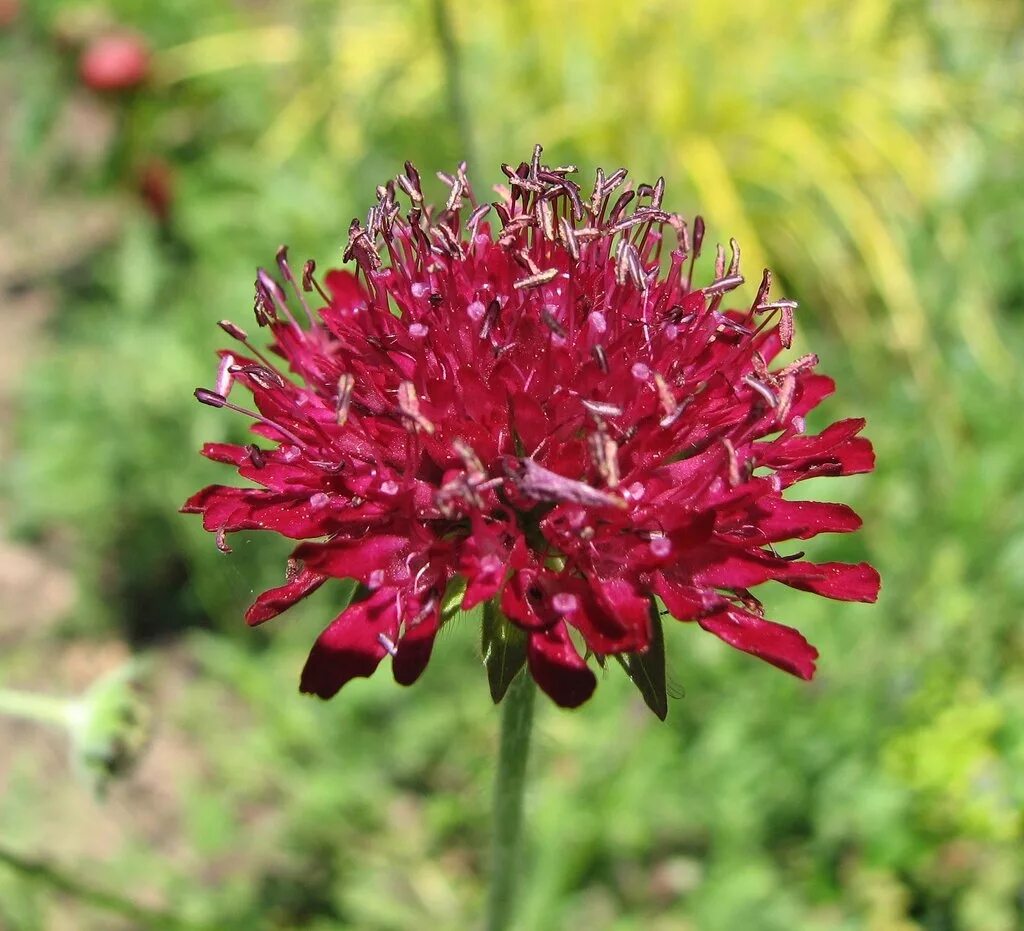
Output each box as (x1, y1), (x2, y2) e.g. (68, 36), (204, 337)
(481, 601), (527, 704)
(616, 601), (668, 720)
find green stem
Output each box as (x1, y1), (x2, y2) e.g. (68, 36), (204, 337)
(486, 671), (536, 931)
(0, 845), (196, 930)
(0, 688), (75, 728)
(430, 0), (477, 167)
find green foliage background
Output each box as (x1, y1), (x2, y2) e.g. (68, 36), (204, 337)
(1, 0), (1023, 928)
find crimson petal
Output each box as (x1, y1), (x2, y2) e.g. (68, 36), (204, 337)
(181, 485), (333, 539)
(393, 601), (440, 686)
(778, 560), (880, 602)
(698, 608), (819, 679)
(749, 498), (862, 541)
(300, 588), (400, 698)
(527, 622), (596, 708)
(246, 566), (327, 625)
(294, 535), (410, 584)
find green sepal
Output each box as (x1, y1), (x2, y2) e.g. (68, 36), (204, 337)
(616, 601), (668, 720)
(439, 575), (469, 626)
(482, 600), (528, 703)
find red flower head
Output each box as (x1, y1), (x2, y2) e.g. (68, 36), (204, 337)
(183, 147), (879, 715)
(79, 32), (150, 93)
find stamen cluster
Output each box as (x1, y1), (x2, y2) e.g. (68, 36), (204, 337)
(183, 147), (879, 713)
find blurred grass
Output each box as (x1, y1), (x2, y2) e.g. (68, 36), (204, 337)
(1, 0), (1023, 929)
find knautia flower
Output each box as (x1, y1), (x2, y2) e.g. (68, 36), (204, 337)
(183, 147), (879, 715)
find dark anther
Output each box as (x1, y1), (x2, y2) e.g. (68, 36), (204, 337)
(582, 399), (624, 418)
(397, 381), (435, 435)
(506, 457), (625, 510)
(601, 168), (628, 198)
(343, 218), (382, 273)
(588, 427), (621, 488)
(466, 202), (491, 233)
(753, 268), (772, 309)
(651, 176), (665, 209)
(396, 172), (422, 205)
(540, 308), (566, 337)
(779, 353), (818, 378)
(543, 174), (585, 220)
(535, 198), (556, 239)
(616, 241), (645, 289)
(492, 202), (512, 228)
(608, 213), (651, 235)
(703, 274), (745, 296)
(756, 298), (799, 313)
(431, 222), (461, 255)
(218, 320), (248, 341)
(301, 260), (331, 304)
(743, 375), (778, 408)
(507, 173), (545, 194)
(663, 304), (695, 326)
(195, 388), (227, 408)
(670, 215), (690, 253)
(275, 245), (295, 282)
(335, 373), (355, 427)
(728, 238), (741, 277)
(513, 268), (558, 290)
(216, 527), (232, 554)
(693, 216), (706, 257)
(559, 217), (580, 261)
(776, 375), (797, 423)
(301, 260), (316, 291)
(779, 306), (795, 349)
(591, 167), (606, 216)
(403, 160), (422, 194)
(253, 278), (275, 326)
(246, 444), (266, 469)
(232, 364), (286, 389)
(607, 189), (636, 225)
(530, 143), (543, 179)
(714, 315), (753, 336)
(480, 299), (501, 340)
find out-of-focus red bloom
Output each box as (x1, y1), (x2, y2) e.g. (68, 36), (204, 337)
(79, 32), (150, 92)
(183, 148), (879, 712)
(137, 158), (174, 222)
(0, 0), (19, 30)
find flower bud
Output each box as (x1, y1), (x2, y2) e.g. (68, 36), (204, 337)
(68, 662), (153, 796)
(79, 32), (150, 92)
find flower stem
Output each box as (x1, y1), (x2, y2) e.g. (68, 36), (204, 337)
(487, 670), (535, 931)
(430, 0), (477, 168)
(0, 844), (197, 930)
(0, 688), (75, 728)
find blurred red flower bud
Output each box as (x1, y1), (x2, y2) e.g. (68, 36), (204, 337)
(0, 0), (19, 30)
(137, 159), (174, 222)
(79, 32), (150, 92)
